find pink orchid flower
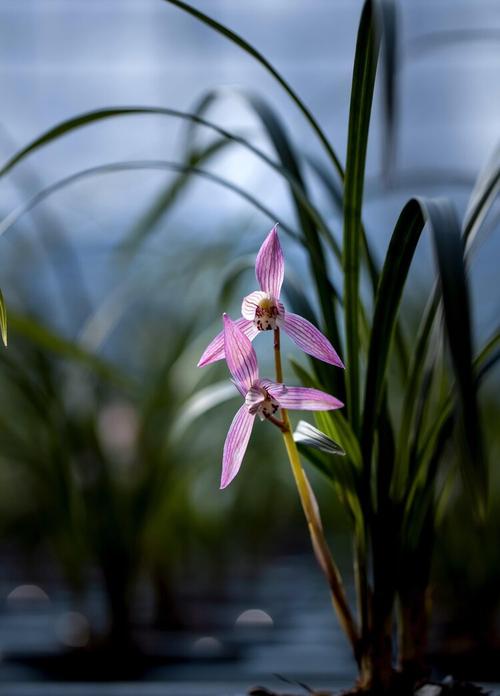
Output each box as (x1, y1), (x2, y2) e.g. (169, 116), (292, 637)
(198, 224), (344, 369)
(220, 314), (343, 489)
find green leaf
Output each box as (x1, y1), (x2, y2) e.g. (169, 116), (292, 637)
(161, 0), (343, 176)
(0, 289), (7, 346)
(431, 199), (486, 516)
(343, 0), (381, 435)
(362, 199), (425, 476)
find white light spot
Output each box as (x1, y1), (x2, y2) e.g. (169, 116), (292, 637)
(415, 686), (442, 696)
(235, 608), (273, 627)
(6, 585), (50, 605)
(191, 636), (223, 656)
(55, 611), (90, 648)
(97, 401), (138, 463)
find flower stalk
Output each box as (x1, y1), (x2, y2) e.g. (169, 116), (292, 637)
(273, 327), (361, 662)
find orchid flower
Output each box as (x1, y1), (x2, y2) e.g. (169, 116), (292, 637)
(220, 314), (343, 489)
(198, 224), (344, 369)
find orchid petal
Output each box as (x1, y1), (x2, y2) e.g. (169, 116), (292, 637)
(223, 314), (259, 394)
(255, 224), (284, 298)
(283, 312), (344, 368)
(266, 383), (343, 411)
(221, 404), (255, 489)
(198, 318), (258, 367)
(241, 290), (268, 320)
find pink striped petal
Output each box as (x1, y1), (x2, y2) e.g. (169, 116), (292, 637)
(255, 224), (284, 298)
(198, 318), (258, 367)
(223, 314), (259, 395)
(241, 290), (268, 320)
(283, 313), (344, 368)
(221, 404), (255, 488)
(266, 383), (344, 411)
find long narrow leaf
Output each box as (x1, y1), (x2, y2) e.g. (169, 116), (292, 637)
(398, 147), (500, 482)
(432, 199), (486, 515)
(0, 160), (300, 244)
(343, 0), (381, 435)
(362, 199), (425, 475)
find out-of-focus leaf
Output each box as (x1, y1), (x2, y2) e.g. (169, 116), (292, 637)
(161, 0), (343, 176)
(0, 106), (230, 179)
(374, 0), (398, 177)
(186, 90), (342, 260)
(171, 381), (238, 440)
(431, 198), (486, 517)
(0, 289), (7, 346)
(0, 104), (314, 236)
(294, 420), (346, 456)
(282, 276), (320, 327)
(409, 325), (500, 502)
(217, 255), (255, 308)
(306, 155), (344, 212)
(343, 0), (381, 435)
(8, 312), (132, 389)
(122, 138), (232, 254)
(0, 160), (300, 244)
(464, 145), (500, 254)
(406, 29), (500, 63)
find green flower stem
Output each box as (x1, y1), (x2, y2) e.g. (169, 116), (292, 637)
(273, 328), (361, 661)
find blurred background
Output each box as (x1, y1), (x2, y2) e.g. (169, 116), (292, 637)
(0, 1), (499, 693)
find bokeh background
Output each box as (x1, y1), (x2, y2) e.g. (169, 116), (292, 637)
(0, 1), (499, 693)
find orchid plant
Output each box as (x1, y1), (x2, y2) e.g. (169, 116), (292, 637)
(199, 227), (360, 652)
